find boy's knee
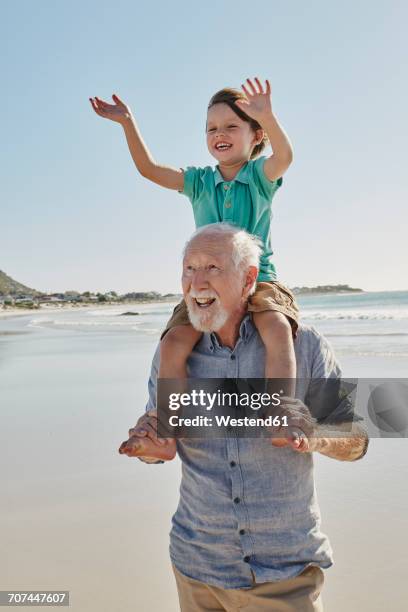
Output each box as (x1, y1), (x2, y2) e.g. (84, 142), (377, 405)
(255, 310), (292, 331)
(160, 325), (201, 355)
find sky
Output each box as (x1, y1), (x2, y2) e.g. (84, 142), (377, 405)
(1, 0), (407, 294)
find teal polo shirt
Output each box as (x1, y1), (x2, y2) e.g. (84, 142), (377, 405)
(180, 156), (282, 281)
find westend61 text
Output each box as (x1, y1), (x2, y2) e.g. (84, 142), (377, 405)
(168, 390), (282, 411)
(168, 415), (289, 428)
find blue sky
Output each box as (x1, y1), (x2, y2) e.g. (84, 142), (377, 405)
(1, 0), (407, 293)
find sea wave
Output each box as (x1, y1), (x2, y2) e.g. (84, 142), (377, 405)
(301, 309), (408, 321)
(326, 332), (408, 337)
(28, 319), (143, 328)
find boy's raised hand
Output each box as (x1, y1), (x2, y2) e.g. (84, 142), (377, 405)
(89, 93), (132, 125)
(235, 78), (273, 122)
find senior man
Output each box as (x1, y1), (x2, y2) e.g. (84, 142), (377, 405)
(119, 223), (368, 612)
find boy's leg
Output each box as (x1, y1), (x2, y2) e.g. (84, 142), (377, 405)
(252, 310), (296, 387)
(252, 310), (297, 447)
(159, 324), (202, 378)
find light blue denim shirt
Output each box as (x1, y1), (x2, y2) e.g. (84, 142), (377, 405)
(145, 318), (361, 589)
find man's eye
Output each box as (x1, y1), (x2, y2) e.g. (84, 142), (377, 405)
(208, 265), (220, 272)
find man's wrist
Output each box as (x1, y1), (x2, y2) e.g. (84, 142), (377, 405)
(312, 436), (328, 454)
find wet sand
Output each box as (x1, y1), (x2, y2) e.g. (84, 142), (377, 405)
(0, 312), (407, 611)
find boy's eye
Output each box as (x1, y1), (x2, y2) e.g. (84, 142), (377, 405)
(227, 125), (237, 129)
(207, 128), (216, 133)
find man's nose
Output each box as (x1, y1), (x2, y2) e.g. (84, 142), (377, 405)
(191, 270), (209, 290)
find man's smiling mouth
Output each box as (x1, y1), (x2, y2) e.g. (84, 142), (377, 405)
(194, 297), (216, 308)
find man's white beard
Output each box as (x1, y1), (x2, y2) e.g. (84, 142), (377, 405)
(186, 297), (229, 333)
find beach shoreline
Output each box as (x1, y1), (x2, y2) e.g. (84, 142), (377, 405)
(0, 300), (178, 321)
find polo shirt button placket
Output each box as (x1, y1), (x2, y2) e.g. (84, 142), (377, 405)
(223, 183), (233, 219)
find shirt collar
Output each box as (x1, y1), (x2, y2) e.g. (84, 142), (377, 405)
(214, 162), (250, 187)
(202, 314), (254, 352)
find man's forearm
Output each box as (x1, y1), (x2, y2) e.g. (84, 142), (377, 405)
(314, 425), (369, 461)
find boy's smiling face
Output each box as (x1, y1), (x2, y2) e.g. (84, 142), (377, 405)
(206, 103), (262, 167)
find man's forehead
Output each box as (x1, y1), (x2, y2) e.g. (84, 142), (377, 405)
(184, 235), (233, 261)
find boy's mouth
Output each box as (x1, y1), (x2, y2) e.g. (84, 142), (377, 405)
(215, 142), (232, 152)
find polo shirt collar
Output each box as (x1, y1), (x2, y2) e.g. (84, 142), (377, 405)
(214, 162), (250, 187)
(203, 314), (254, 352)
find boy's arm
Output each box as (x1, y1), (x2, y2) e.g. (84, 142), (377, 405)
(90, 94), (184, 191)
(235, 78), (293, 181)
(121, 113), (184, 190)
(258, 112), (293, 181)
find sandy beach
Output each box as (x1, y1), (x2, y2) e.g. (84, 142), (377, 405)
(1, 296), (407, 611)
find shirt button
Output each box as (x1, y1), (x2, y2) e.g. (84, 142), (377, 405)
(243, 556), (251, 563)
(233, 497), (241, 504)
(230, 354), (236, 360)
(223, 184), (229, 190)
(239, 529), (246, 535)
(230, 461), (236, 467)
(225, 201), (232, 208)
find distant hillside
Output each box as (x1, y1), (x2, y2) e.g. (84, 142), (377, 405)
(292, 284), (363, 295)
(0, 270), (39, 296)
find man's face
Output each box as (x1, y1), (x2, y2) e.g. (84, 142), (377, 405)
(182, 236), (249, 332)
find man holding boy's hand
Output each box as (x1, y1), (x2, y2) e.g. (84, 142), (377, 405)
(118, 224), (368, 611)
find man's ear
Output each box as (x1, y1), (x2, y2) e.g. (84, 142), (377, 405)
(243, 266), (258, 298)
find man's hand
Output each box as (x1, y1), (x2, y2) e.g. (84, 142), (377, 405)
(118, 410), (177, 461)
(269, 398), (320, 453)
(90, 93), (133, 125)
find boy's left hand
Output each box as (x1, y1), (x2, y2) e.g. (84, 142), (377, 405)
(235, 78), (273, 122)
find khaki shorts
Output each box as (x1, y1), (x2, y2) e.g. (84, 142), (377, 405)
(173, 563), (324, 611)
(161, 281), (299, 340)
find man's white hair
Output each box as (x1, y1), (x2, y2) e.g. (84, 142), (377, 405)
(183, 223), (262, 294)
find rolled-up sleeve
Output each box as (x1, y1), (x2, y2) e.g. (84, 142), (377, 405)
(145, 345), (160, 413)
(307, 335), (365, 425)
(139, 345), (163, 464)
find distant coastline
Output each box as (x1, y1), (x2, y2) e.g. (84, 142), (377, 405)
(0, 268), (364, 309)
(0, 285), (365, 318)
(292, 284), (363, 296)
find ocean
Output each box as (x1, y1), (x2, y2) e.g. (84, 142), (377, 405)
(0, 291), (407, 611)
(7, 289), (407, 372)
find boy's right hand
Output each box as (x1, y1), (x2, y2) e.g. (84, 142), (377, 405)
(89, 93), (132, 125)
